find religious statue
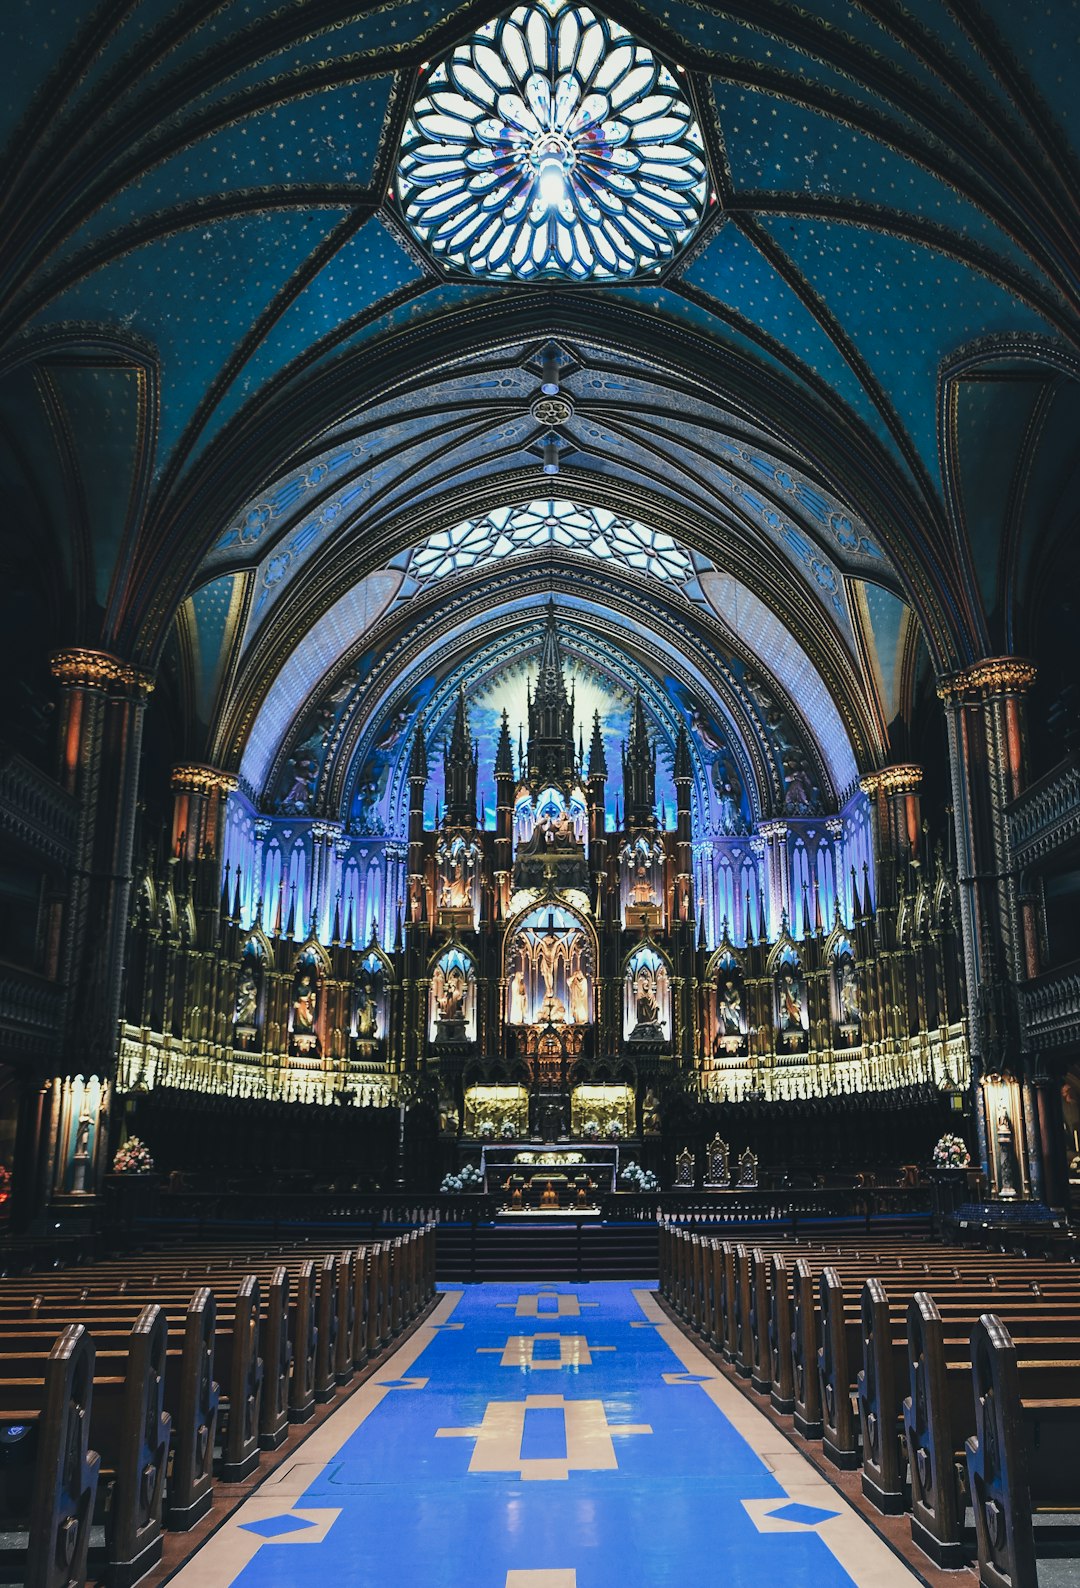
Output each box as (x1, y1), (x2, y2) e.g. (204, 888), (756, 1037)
(234, 966), (259, 1029)
(642, 1087), (661, 1135)
(635, 972), (659, 1026)
(629, 863), (655, 908)
(439, 971), (465, 1021)
(569, 967), (589, 1025)
(995, 1099), (1021, 1198)
(838, 960), (861, 1026)
(293, 970), (318, 1034)
(508, 968), (528, 1025)
(355, 978), (378, 1041)
(717, 978), (742, 1035)
(627, 961), (666, 1044)
(539, 931), (559, 1002)
(779, 969), (804, 1032)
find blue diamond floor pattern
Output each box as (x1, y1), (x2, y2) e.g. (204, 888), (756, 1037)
(220, 1282), (880, 1588)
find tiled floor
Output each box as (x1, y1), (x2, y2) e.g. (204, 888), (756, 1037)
(169, 1283), (921, 1588)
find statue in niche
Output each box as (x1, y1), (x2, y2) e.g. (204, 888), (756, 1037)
(539, 931), (560, 1003)
(508, 969), (528, 1026)
(995, 1100), (1021, 1199)
(717, 977), (743, 1037)
(290, 963), (320, 1055)
(642, 1088), (662, 1135)
(779, 968), (805, 1033)
(783, 763), (819, 817)
(838, 960), (861, 1027)
(355, 977), (378, 1042)
(433, 958), (471, 1044)
(628, 963), (666, 1044)
(234, 966), (259, 1030)
(629, 861), (655, 908)
(569, 967), (589, 1026)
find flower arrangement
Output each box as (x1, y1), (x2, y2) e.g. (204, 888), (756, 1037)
(477, 1119), (495, 1141)
(439, 1163), (484, 1194)
(619, 1160), (660, 1193)
(582, 1119), (600, 1141)
(0, 1163), (11, 1204)
(499, 1117), (517, 1141)
(607, 1119), (624, 1141)
(112, 1136), (154, 1175)
(932, 1133), (970, 1169)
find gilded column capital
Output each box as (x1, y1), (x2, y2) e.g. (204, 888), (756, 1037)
(756, 819), (788, 841)
(50, 647), (155, 697)
(859, 763), (923, 798)
(170, 763), (240, 796)
(936, 657), (1037, 702)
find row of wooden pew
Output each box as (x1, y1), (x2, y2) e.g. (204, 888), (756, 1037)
(658, 1221), (1080, 1588)
(0, 1224), (436, 1588)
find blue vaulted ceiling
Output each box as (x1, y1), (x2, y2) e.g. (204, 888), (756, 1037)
(1, 0), (1078, 791)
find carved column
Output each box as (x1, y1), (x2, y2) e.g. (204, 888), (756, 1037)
(755, 820), (790, 938)
(51, 648), (154, 1078)
(937, 657), (1037, 1191)
(859, 763), (922, 910)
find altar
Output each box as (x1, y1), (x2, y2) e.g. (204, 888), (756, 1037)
(480, 1142), (625, 1205)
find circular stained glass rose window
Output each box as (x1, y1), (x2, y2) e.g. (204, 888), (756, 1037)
(395, 0), (711, 283)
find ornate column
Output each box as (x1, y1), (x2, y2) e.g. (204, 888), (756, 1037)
(755, 820), (790, 938)
(50, 648), (154, 1078)
(825, 818), (845, 923)
(309, 821), (343, 939)
(170, 764), (238, 864)
(859, 763), (923, 909)
(937, 657), (1038, 1190)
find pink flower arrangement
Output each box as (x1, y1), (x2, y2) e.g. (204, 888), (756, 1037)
(112, 1136), (154, 1174)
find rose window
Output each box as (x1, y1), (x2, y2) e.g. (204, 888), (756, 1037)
(394, 0), (710, 283)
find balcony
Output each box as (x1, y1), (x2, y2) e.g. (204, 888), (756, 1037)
(1021, 959), (1080, 1052)
(1008, 752), (1080, 872)
(0, 961), (65, 1060)
(0, 749), (79, 868)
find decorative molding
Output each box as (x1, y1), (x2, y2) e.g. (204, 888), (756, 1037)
(0, 749), (79, 866)
(936, 657), (1037, 702)
(1008, 755), (1080, 871)
(50, 647), (155, 697)
(859, 763), (923, 797)
(171, 763), (239, 796)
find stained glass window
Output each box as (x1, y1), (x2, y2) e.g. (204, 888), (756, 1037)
(395, 0), (709, 283)
(406, 498), (694, 585)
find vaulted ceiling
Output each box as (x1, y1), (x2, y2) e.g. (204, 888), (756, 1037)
(2, 0), (1078, 808)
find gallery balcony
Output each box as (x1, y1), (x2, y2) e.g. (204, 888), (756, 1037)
(1020, 959), (1080, 1052)
(1008, 751), (1080, 872)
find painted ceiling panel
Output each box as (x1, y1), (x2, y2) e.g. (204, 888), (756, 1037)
(181, 570), (247, 733)
(697, 568), (857, 793)
(0, 0), (100, 146)
(677, 223), (894, 451)
(615, 281), (813, 388)
(63, 81), (397, 257)
(854, 578), (912, 727)
(223, 217), (427, 422)
(975, 0), (1080, 153)
(1011, 379), (1080, 609)
(31, 208), (347, 469)
(755, 215), (1057, 485)
(652, 3), (934, 122)
(240, 567), (403, 794)
(952, 374), (1049, 615)
(711, 83), (1037, 281)
(40, 365), (146, 609)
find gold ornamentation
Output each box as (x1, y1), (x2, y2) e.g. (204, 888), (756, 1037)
(859, 763), (923, 797)
(50, 647), (154, 696)
(937, 657), (1036, 701)
(170, 763), (239, 795)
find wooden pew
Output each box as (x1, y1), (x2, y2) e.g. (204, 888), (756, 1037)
(0, 1324), (99, 1588)
(0, 1308), (170, 1587)
(965, 1313), (1080, 1588)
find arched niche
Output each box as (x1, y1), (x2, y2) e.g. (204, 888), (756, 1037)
(504, 901), (596, 1031)
(623, 942), (672, 1046)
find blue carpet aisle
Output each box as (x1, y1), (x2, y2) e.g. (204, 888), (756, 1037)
(169, 1283), (919, 1588)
